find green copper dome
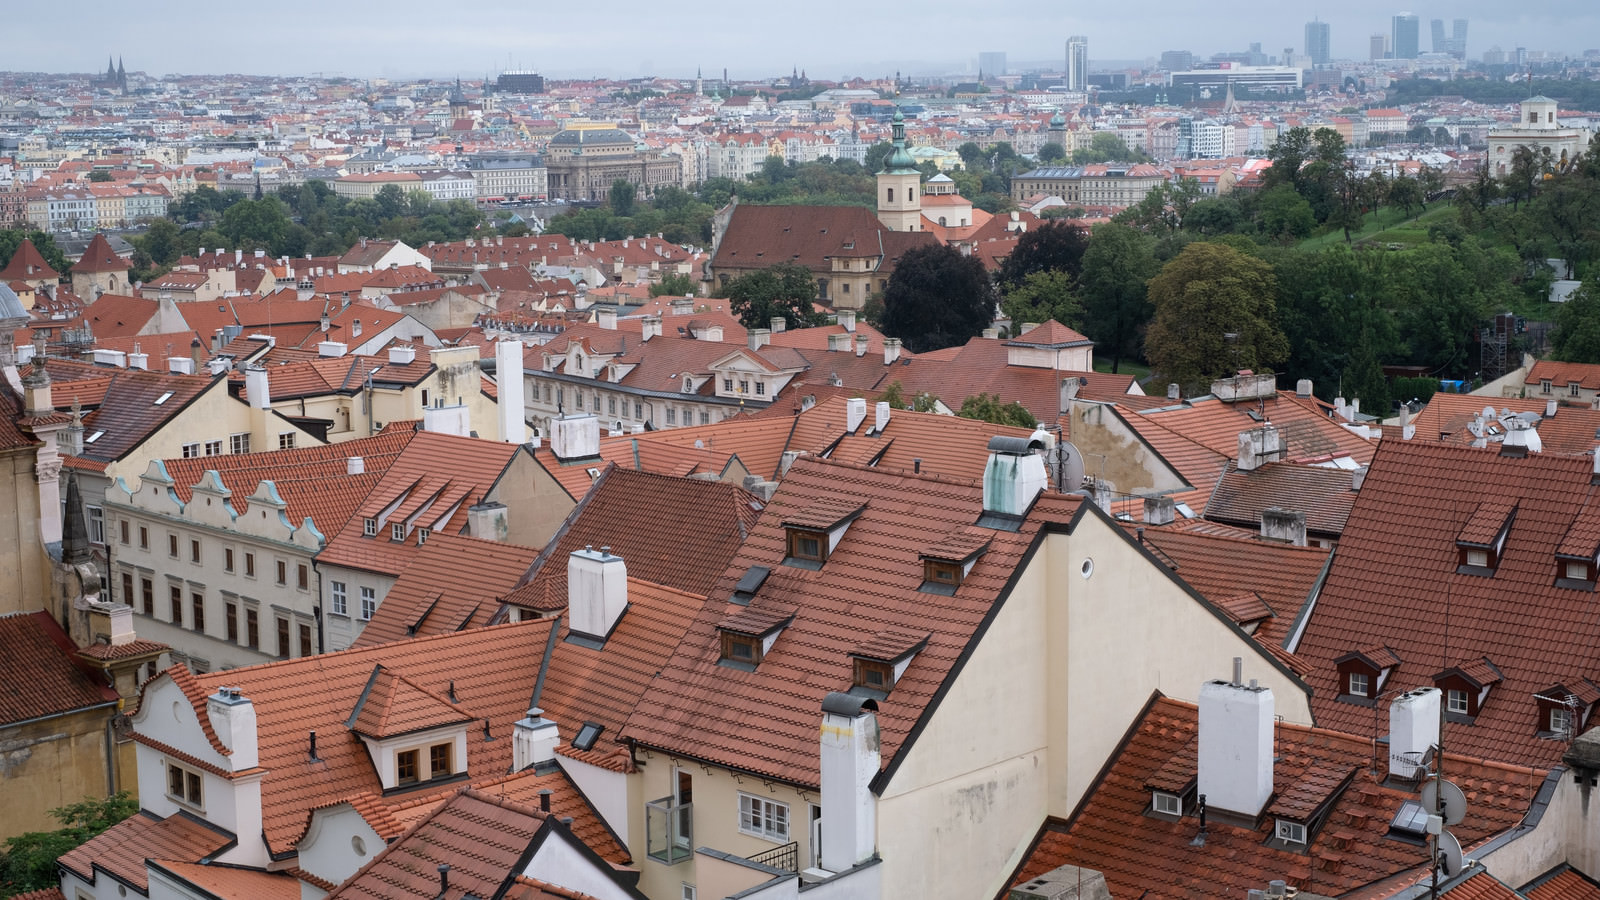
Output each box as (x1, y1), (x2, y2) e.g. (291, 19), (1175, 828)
(881, 107), (919, 174)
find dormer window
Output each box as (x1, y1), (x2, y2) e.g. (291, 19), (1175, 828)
(781, 499), (865, 569)
(1335, 646), (1399, 706)
(1535, 681), (1598, 738)
(849, 628), (927, 697)
(716, 606), (795, 671)
(417, 527), (429, 546)
(348, 664), (471, 792)
(1457, 500), (1516, 575)
(1275, 820), (1307, 845)
(853, 659), (893, 691)
(788, 529), (825, 562)
(391, 522), (405, 542)
(1434, 657), (1501, 722)
(919, 527), (991, 595)
(722, 632), (761, 665)
(364, 518), (377, 537)
(1348, 671), (1370, 698)
(1152, 791), (1182, 816)
(1555, 506), (1600, 589)
(1447, 689), (1470, 715)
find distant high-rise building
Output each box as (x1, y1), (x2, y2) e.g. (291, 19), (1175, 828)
(1066, 35), (1088, 92)
(1392, 13), (1420, 60)
(1430, 18), (1447, 53)
(978, 51), (1007, 78)
(1305, 19), (1331, 65)
(1160, 50), (1194, 72)
(1371, 33), (1390, 61)
(1452, 19), (1469, 58)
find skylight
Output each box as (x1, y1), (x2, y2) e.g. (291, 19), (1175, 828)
(573, 722), (603, 752)
(153, 391), (174, 406)
(85, 431), (104, 443)
(1390, 801), (1430, 837)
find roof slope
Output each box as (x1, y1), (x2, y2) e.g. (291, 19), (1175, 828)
(1295, 440), (1600, 766)
(353, 532), (541, 647)
(1005, 696), (1543, 900)
(72, 233), (129, 273)
(1204, 460), (1358, 537)
(59, 812), (232, 891)
(620, 456), (1081, 786)
(0, 611), (118, 724)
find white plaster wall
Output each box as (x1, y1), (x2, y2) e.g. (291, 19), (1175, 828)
(297, 803), (384, 887)
(1479, 773), (1600, 889)
(558, 754), (629, 839)
(523, 828), (638, 900)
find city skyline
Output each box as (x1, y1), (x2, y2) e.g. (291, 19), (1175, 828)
(2, 0), (1596, 79)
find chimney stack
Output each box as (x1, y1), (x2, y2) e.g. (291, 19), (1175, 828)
(748, 328), (771, 351)
(1167, 383), (1180, 401)
(568, 546), (628, 640)
(1197, 662), (1274, 818)
(770, 316), (787, 334)
(206, 687), (259, 770)
(512, 706), (559, 771)
(1144, 496), (1175, 526)
(1259, 508), (1307, 546)
(641, 314), (661, 342)
(873, 401), (890, 434)
(855, 333), (869, 357)
(819, 693), (879, 873)
(828, 333), (850, 352)
(837, 308), (856, 333)
(846, 397), (867, 433)
(245, 365), (270, 409)
(1388, 687), (1441, 780)
(467, 502), (509, 541)
(596, 307), (617, 330)
(422, 400), (470, 437)
(1236, 425), (1282, 472)
(550, 413), (600, 460)
(495, 340), (526, 443)
(1295, 379), (1313, 398)
(982, 435), (1049, 516)
(883, 338), (902, 366)
(318, 341), (347, 358)
(388, 344), (416, 365)
(347, 457), (365, 476)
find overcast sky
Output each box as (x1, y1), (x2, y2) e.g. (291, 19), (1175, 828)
(9, 1), (1597, 80)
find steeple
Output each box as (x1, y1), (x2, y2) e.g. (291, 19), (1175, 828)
(875, 106), (923, 232)
(881, 108), (918, 174)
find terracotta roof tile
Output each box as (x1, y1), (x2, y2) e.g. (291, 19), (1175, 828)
(0, 611), (119, 724)
(353, 532), (540, 647)
(72, 233), (129, 274)
(347, 664), (474, 738)
(0, 238), (58, 280)
(149, 860), (299, 900)
(1445, 869), (1528, 900)
(1204, 461), (1357, 537)
(1525, 866), (1600, 900)
(59, 812), (232, 891)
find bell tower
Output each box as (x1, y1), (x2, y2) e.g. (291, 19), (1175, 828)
(876, 108), (923, 232)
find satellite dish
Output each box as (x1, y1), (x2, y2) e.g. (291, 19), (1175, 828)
(1421, 779), (1467, 827)
(1058, 440), (1086, 492)
(1438, 829), (1465, 878)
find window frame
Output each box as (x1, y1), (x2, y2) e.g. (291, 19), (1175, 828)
(1152, 791), (1182, 816)
(363, 518), (378, 537)
(246, 607), (259, 649)
(720, 631), (762, 666)
(1348, 671), (1370, 698)
(391, 522), (405, 542)
(1275, 819), (1307, 845)
(737, 792), (791, 843)
(852, 657), (895, 692)
(786, 528), (826, 563)
(230, 432), (251, 454)
(1446, 688), (1471, 716)
(166, 761), (204, 809)
(331, 581), (348, 616)
(396, 748), (420, 785)
(191, 592), (205, 634)
(360, 586), (377, 621)
(429, 742), (452, 778)
(1550, 705), (1573, 735)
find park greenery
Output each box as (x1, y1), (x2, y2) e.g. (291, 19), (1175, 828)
(0, 792), (138, 895)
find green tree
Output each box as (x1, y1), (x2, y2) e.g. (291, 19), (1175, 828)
(1264, 127), (1313, 196)
(1144, 242), (1288, 393)
(87, 170), (112, 182)
(1551, 279), (1600, 363)
(219, 196), (291, 251)
(1257, 185), (1315, 241)
(0, 792), (138, 894)
(1182, 197), (1245, 235)
(717, 262), (825, 331)
(650, 272), (697, 297)
(876, 380), (939, 412)
(957, 392), (1038, 428)
(138, 218), (182, 267)
(1387, 175), (1424, 219)
(881, 242), (996, 353)
(610, 179), (638, 217)
(996, 221), (1090, 292)
(1037, 143), (1066, 163)
(957, 142), (987, 172)
(1079, 222), (1157, 374)
(1001, 270), (1081, 330)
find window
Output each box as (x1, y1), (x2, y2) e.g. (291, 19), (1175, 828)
(166, 762), (203, 808)
(1566, 561), (1591, 581)
(331, 581), (348, 616)
(362, 516), (378, 537)
(226, 602), (238, 643)
(360, 587), (376, 620)
(246, 608), (259, 649)
(886, 188), (894, 203)
(220, 547), (233, 573)
(666, 408), (676, 425)
(723, 378), (733, 392)
(141, 578), (154, 615)
(755, 382), (765, 396)
(169, 586), (183, 625)
(923, 559), (962, 588)
(181, 442), (201, 459)
(276, 560), (287, 585)
(416, 528), (429, 546)
(682, 885), (697, 900)
(191, 593), (205, 633)
(139, 526), (148, 550)
(608, 397), (617, 415)
(1447, 689), (1470, 715)
(203, 440), (222, 457)
(1551, 706), (1573, 734)
(739, 793), (790, 842)
(573, 722), (603, 751)
(429, 742), (452, 777)
(391, 522), (404, 542)
(121, 572), (134, 608)
(634, 402), (643, 419)
(1275, 820), (1307, 845)
(169, 534), (179, 558)
(787, 529), (825, 563)
(1572, 383), (1582, 398)
(277, 617), (290, 659)
(278, 433), (295, 450)
(88, 506), (104, 544)
(699, 410), (709, 425)
(244, 552), (255, 577)
(397, 749), (420, 784)
(720, 631), (762, 666)
(853, 658), (894, 692)
(1152, 791), (1182, 815)
(295, 564), (308, 590)
(738, 379), (749, 394)
(230, 433), (250, 454)
(1348, 671), (1370, 698)
(299, 622), (313, 657)
(1465, 549), (1488, 568)
(1541, 380), (1553, 394)
(191, 539), (201, 563)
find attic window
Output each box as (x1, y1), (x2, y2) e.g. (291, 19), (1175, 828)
(788, 529), (826, 562)
(716, 607), (794, 671)
(153, 391), (174, 405)
(853, 659), (894, 692)
(1535, 682), (1598, 738)
(1389, 801), (1430, 840)
(1456, 501), (1516, 575)
(573, 721), (603, 752)
(86, 430), (104, 443)
(390, 522), (405, 542)
(1151, 791), (1182, 816)
(781, 500), (865, 569)
(918, 527), (990, 595)
(1434, 658), (1501, 722)
(1335, 646), (1399, 706)
(363, 518), (377, 537)
(721, 631), (763, 667)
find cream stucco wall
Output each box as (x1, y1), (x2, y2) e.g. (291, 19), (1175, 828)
(0, 449), (47, 615)
(100, 384), (323, 487)
(1479, 771), (1600, 890)
(0, 710), (118, 841)
(1067, 399), (1192, 497)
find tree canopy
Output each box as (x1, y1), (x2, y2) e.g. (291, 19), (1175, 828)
(1078, 222), (1157, 374)
(996, 221), (1090, 292)
(1552, 279), (1600, 363)
(880, 243), (996, 353)
(0, 792), (138, 894)
(1144, 242), (1288, 393)
(715, 262), (825, 331)
(958, 392), (1038, 428)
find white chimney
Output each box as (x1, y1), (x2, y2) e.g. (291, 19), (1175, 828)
(873, 401), (890, 433)
(1236, 425), (1282, 472)
(837, 308), (856, 333)
(819, 693), (879, 873)
(495, 340), (526, 443)
(568, 546), (627, 640)
(167, 357), (195, 375)
(855, 334), (869, 357)
(467, 501), (509, 541)
(748, 328), (771, 351)
(770, 316), (787, 334)
(422, 401), (471, 437)
(982, 327), (999, 339)
(1259, 508), (1307, 546)
(1389, 687), (1441, 780)
(828, 333), (850, 352)
(388, 344), (416, 365)
(346, 457), (364, 475)
(1295, 379), (1313, 398)
(550, 413), (600, 460)
(1144, 496), (1175, 526)
(128, 350), (149, 371)
(512, 706), (560, 772)
(244, 365), (270, 409)
(846, 398), (868, 433)
(641, 315), (662, 342)
(982, 436), (1049, 516)
(699, 324), (724, 342)
(596, 308), (617, 330)
(883, 338), (902, 366)
(1544, 398), (1557, 419)
(1167, 383), (1180, 401)
(1197, 665), (1274, 818)
(206, 687), (259, 770)
(318, 340), (347, 358)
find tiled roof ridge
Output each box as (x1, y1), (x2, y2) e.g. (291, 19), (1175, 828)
(786, 451), (983, 490)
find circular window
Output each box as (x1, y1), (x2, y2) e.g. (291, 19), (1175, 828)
(352, 835), (367, 856)
(1080, 558), (1094, 579)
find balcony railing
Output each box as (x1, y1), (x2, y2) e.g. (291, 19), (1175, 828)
(645, 796), (693, 864)
(747, 841), (799, 873)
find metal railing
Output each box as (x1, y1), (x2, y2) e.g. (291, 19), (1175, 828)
(747, 841), (799, 873)
(645, 796), (693, 864)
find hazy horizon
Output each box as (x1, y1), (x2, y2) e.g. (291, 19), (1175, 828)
(7, 0), (1598, 82)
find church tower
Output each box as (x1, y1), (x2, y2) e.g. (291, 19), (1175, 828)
(448, 78), (470, 121)
(876, 108), (923, 232)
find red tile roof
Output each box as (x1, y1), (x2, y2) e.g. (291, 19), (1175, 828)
(890, 334), (1138, 421)
(353, 531), (540, 647)
(59, 812), (232, 891)
(1135, 393), (1374, 468)
(1203, 461), (1358, 538)
(621, 456), (1083, 787)
(1004, 695), (1544, 900)
(0, 238), (59, 281)
(1525, 867), (1600, 900)
(347, 664), (474, 738)
(1526, 359), (1600, 392)
(0, 611), (119, 725)
(1294, 440), (1600, 766)
(149, 860), (299, 900)
(72, 233), (129, 274)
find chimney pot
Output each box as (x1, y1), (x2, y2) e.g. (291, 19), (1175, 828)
(438, 864), (450, 896)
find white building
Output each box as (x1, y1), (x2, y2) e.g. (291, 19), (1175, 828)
(1487, 96), (1590, 175)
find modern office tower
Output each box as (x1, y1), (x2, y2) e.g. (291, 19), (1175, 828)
(1431, 19), (1447, 53)
(978, 52), (1007, 77)
(1066, 35), (1088, 91)
(1392, 13), (1420, 59)
(1305, 19), (1331, 65)
(1371, 33), (1390, 60)
(1160, 50), (1194, 71)
(1452, 19), (1469, 58)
